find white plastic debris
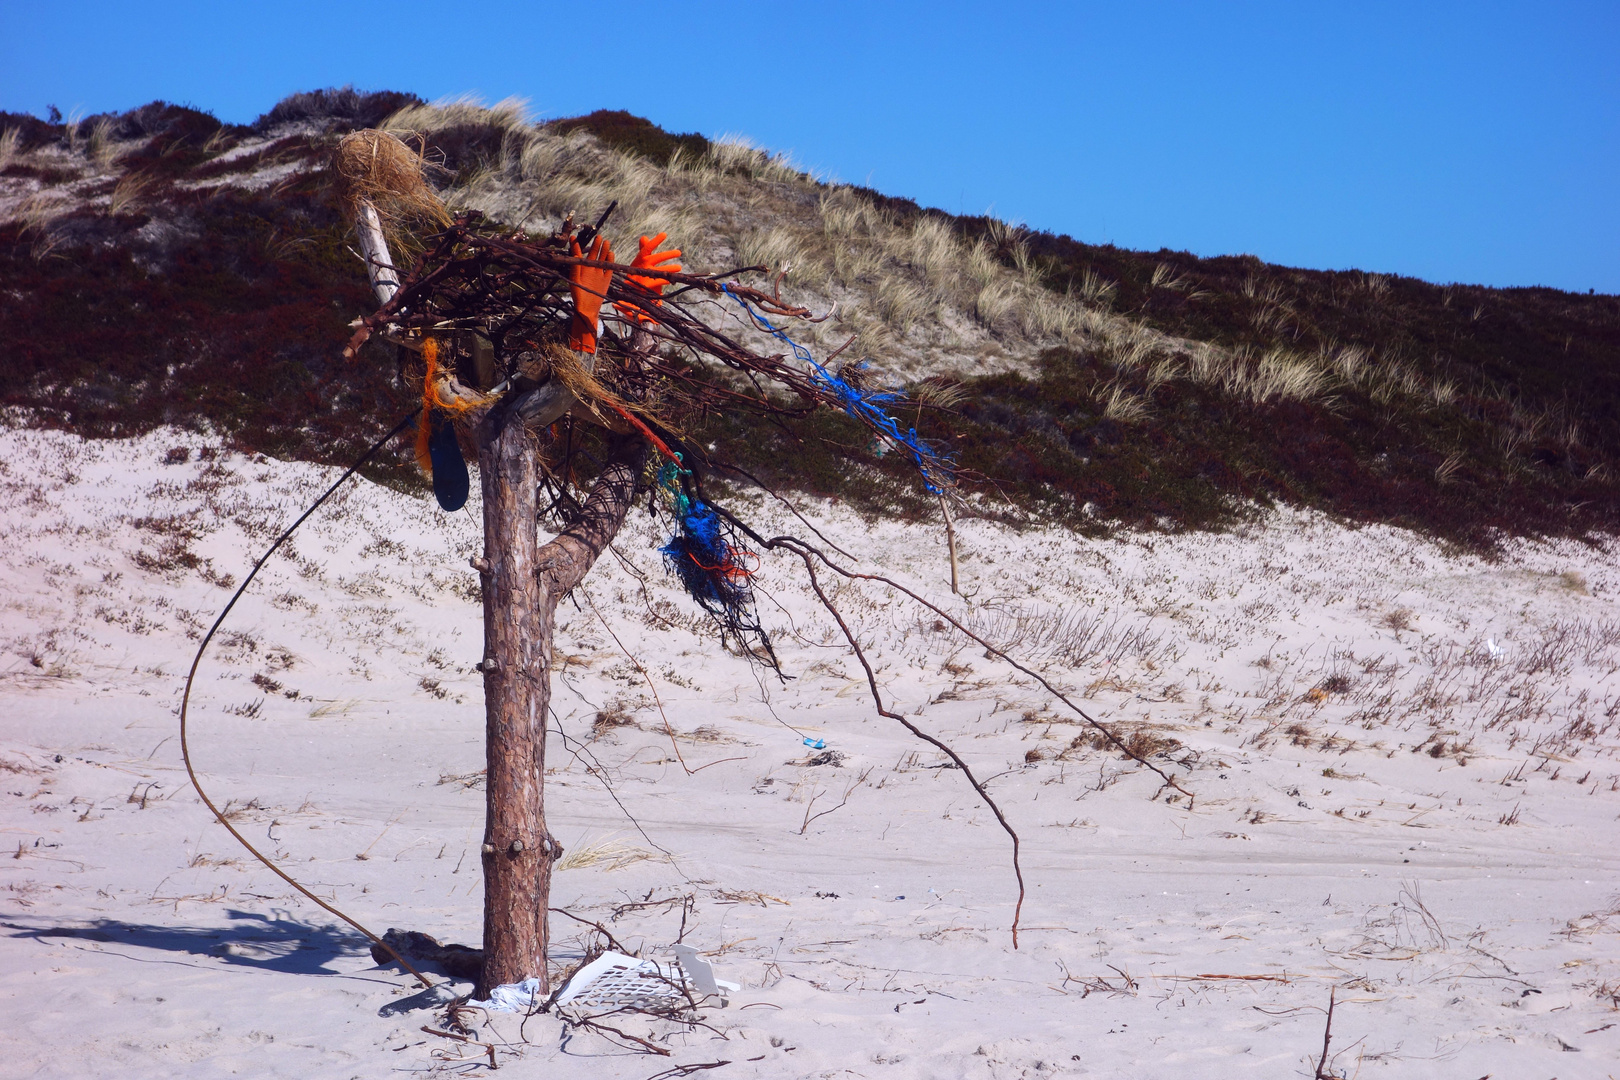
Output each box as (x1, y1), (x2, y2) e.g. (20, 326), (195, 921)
(555, 952), (682, 1009)
(671, 943), (740, 998)
(1487, 638), (1505, 661)
(551, 949), (739, 1010)
(466, 949), (741, 1015)
(467, 977), (542, 1013)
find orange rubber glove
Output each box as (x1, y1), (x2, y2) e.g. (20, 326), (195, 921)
(568, 234), (615, 353)
(617, 232), (681, 324)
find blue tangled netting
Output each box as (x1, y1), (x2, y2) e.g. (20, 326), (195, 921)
(722, 285), (955, 494)
(654, 461), (778, 669)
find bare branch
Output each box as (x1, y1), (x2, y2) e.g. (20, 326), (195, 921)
(771, 536), (1197, 806)
(793, 550), (1027, 948)
(537, 435), (646, 602)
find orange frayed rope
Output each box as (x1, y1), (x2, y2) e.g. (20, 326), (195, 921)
(413, 337), (480, 474)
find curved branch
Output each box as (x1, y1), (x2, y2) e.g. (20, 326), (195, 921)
(794, 550), (1025, 948)
(536, 434), (646, 603)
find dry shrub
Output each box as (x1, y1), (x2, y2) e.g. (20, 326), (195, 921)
(1595, 981), (1620, 1009)
(1068, 725), (1182, 760)
(1122, 729), (1182, 759)
(1382, 608), (1414, 632)
(591, 704), (636, 738)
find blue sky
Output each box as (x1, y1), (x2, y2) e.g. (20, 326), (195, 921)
(3, 1), (1615, 292)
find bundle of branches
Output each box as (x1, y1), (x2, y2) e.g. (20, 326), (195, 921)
(347, 209), (950, 468)
(343, 204), (955, 659)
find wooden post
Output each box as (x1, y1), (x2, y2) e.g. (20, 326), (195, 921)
(473, 400), (644, 998)
(344, 199), (641, 999)
(474, 412), (553, 997)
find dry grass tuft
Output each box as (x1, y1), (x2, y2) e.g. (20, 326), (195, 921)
(1558, 570), (1589, 595)
(556, 837), (660, 872)
(1100, 382), (1150, 423)
(384, 95), (532, 136)
(108, 171), (154, 216)
(87, 118), (118, 168)
(332, 129), (450, 246)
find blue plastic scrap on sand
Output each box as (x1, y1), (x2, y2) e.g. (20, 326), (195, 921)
(803, 737), (826, 750)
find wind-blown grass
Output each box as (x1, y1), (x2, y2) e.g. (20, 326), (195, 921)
(1, 91), (1615, 549)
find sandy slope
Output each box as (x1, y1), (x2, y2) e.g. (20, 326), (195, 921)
(1, 426), (1616, 1079)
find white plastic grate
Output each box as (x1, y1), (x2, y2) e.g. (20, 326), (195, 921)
(554, 952), (689, 1009)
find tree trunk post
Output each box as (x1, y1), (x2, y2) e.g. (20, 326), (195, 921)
(474, 414), (555, 998)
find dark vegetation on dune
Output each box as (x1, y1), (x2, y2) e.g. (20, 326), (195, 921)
(1, 93), (1615, 550)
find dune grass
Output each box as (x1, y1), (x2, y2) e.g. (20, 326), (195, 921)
(1, 92), (1615, 549)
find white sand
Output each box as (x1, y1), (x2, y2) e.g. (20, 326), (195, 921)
(2, 425), (1616, 1078)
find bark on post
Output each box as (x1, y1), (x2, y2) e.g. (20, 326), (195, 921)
(474, 397), (645, 998)
(344, 187), (648, 997)
(475, 412), (550, 997)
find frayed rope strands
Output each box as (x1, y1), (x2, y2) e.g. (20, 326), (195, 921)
(723, 284), (955, 495)
(178, 413), (435, 990)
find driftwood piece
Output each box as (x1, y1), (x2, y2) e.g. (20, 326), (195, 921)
(371, 928), (483, 980)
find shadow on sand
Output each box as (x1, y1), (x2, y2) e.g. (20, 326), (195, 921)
(4, 908), (376, 976)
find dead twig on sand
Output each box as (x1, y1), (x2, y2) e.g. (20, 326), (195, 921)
(1056, 961), (1139, 998)
(799, 767), (873, 834)
(557, 1007), (678, 1056)
(1314, 988), (1340, 1079)
(541, 972), (733, 1063)
(643, 1061), (732, 1080)
(422, 1025), (498, 1069)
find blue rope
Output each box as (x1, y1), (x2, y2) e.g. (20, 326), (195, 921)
(722, 285), (955, 494)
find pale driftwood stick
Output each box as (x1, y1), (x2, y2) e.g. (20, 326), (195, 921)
(938, 493), (960, 595)
(356, 200), (400, 306)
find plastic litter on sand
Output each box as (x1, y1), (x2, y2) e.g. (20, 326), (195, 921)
(467, 978), (542, 1014)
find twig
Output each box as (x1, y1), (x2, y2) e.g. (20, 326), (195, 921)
(549, 707), (680, 864)
(176, 411), (434, 990)
(1314, 988), (1339, 1079)
(771, 536), (1197, 806)
(643, 1062), (732, 1080)
(799, 768), (872, 835)
(938, 492), (960, 595)
(719, 464), (855, 560)
(579, 586), (698, 775)
(560, 1010), (672, 1056)
(422, 1026), (498, 1069)
(1106, 963), (1139, 990)
(549, 906), (635, 956)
